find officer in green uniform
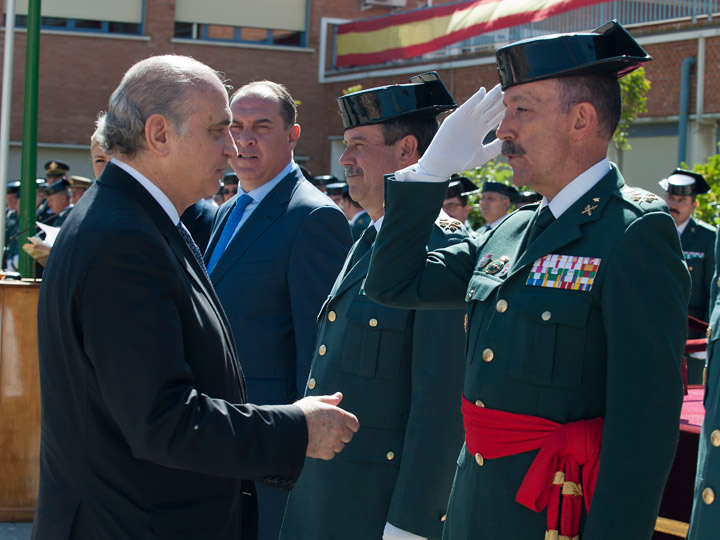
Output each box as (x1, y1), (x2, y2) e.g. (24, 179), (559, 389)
(689, 229), (720, 537)
(365, 21), (689, 540)
(442, 175), (478, 233)
(3, 181), (21, 271)
(660, 168), (716, 384)
(281, 73), (469, 540)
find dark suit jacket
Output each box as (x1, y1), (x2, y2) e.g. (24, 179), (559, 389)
(32, 162), (308, 540)
(205, 167), (352, 406)
(181, 198), (219, 252)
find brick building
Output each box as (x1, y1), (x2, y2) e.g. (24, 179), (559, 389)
(1, 0), (719, 195)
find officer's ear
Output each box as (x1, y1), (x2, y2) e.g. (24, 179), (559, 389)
(570, 102), (598, 141)
(397, 134), (419, 166)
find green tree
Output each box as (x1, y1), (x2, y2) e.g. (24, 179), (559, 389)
(686, 144), (720, 226)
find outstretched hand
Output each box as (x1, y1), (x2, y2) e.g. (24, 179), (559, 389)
(418, 84), (505, 179)
(295, 392), (359, 460)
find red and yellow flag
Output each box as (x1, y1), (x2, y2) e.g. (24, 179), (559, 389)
(336, 0), (613, 67)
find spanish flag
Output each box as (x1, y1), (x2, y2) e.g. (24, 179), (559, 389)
(336, 0), (613, 67)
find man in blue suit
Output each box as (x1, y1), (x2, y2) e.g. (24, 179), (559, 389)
(204, 80), (352, 540)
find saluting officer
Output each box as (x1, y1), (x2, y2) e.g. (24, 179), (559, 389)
(366, 21), (689, 540)
(660, 168), (716, 384)
(281, 73), (469, 540)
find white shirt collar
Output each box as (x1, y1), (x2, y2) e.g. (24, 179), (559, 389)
(241, 160), (295, 202)
(676, 217), (691, 235)
(111, 158), (179, 224)
(542, 158), (611, 219)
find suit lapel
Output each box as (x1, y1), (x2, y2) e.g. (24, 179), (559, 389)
(100, 164), (239, 367)
(209, 170), (301, 283)
(331, 245), (371, 298)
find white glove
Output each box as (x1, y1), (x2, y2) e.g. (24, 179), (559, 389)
(383, 522), (427, 540)
(417, 83), (505, 180)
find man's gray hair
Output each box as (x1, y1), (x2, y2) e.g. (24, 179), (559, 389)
(91, 112), (106, 148)
(101, 55), (229, 157)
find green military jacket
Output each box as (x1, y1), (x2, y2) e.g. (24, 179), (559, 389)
(365, 166), (689, 540)
(680, 217), (716, 324)
(688, 227), (720, 539)
(281, 217), (469, 540)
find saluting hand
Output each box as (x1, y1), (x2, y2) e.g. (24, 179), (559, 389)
(417, 83), (505, 179)
(295, 392), (359, 460)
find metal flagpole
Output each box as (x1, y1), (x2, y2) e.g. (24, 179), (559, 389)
(0, 0), (17, 271)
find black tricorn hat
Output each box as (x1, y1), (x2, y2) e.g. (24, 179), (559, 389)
(447, 175), (479, 199)
(6, 181), (21, 195)
(337, 71), (457, 130)
(496, 20), (651, 90)
(483, 181), (519, 201)
(44, 160), (70, 176)
(659, 168), (710, 196)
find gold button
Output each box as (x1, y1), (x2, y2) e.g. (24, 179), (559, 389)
(717, 276), (720, 287)
(318, 344), (327, 356)
(467, 288), (475, 300)
(711, 430), (720, 448)
(703, 487), (715, 505)
(689, 266), (694, 271)
(440, 515), (447, 522)
(475, 400), (485, 408)
(541, 311), (551, 321)
(386, 451), (395, 461)
(496, 299), (508, 313)
(482, 348), (494, 362)
(308, 378), (316, 390)
(708, 325), (713, 339)
(328, 311), (336, 322)
(475, 453), (484, 466)
(369, 318), (378, 327)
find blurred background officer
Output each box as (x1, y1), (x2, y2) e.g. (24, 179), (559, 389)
(220, 171), (239, 203)
(3, 181), (20, 271)
(281, 72), (468, 540)
(442, 174), (478, 231)
(689, 229), (720, 538)
(325, 180), (345, 208)
(660, 168), (716, 384)
(365, 21), (688, 540)
(340, 185), (370, 240)
(69, 176), (93, 205)
(477, 180), (518, 233)
(90, 114), (110, 179)
(204, 80), (352, 540)
(311, 174), (334, 194)
(44, 178), (74, 227)
(35, 178), (53, 224)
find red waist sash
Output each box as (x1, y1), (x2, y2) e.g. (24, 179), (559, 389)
(461, 395), (603, 539)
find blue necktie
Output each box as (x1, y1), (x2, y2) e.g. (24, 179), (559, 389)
(206, 194), (253, 273)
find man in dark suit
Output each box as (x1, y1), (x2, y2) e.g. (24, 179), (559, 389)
(365, 22), (688, 540)
(281, 72), (468, 540)
(33, 55), (358, 540)
(203, 81), (352, 540)
(660, 168), (716, 384)
(181, 198), (218, 252)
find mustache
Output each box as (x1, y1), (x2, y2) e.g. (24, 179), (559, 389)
(669, 208), (680, 215)
(501, 141), (525, 157)
(344, 166), (363, 177)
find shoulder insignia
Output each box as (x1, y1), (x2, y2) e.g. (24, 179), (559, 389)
(437, 216), (463, 232)
(630, 191), (658, 204)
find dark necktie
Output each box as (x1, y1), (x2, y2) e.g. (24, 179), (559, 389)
(347, 225), (377, 272)
(526, 206), (555, 245)
(177, 222), (210, 279)
(206, 194), (253, 273)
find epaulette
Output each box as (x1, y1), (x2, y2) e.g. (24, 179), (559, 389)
(436, 215), (464, 232)
(619, 186), (666, 212)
